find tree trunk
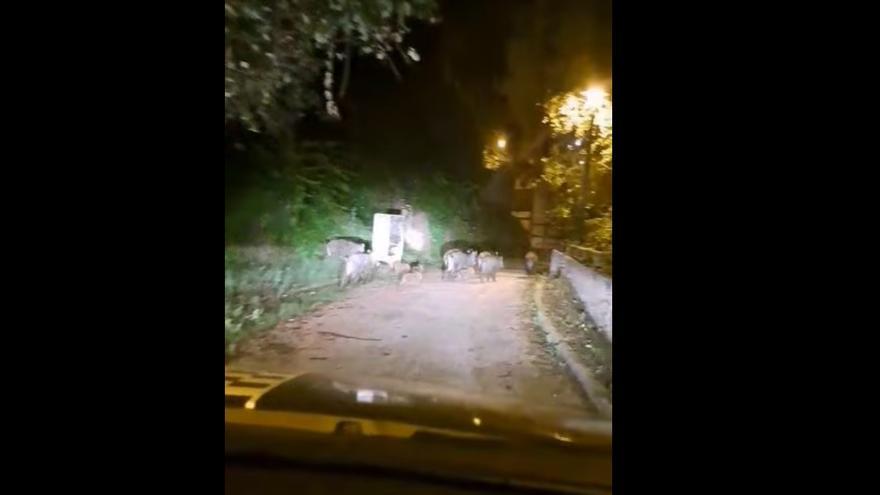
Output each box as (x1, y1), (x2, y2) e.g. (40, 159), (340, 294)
(575, 114), (596, 242)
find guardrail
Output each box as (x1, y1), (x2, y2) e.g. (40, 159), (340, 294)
(564, 244), (612, 275)
(550, 249), (612, 342)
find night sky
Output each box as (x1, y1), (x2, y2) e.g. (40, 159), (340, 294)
(304, 0), (611, 182)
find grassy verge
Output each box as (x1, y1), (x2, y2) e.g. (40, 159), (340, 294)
(541, 275), (613, 399)
(225, 246), (342, 359)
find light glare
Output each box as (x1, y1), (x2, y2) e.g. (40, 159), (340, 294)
(405, 229), (424, 251)
(581, 87), (607, 110)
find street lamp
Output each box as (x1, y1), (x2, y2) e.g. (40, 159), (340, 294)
(483, 132), (511, 170)
(581, 87), (606, 110)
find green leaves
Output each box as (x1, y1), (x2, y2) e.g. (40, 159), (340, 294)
(226, 140), (363, 247)
(539, 87), (612, 251)
(225, 0), (438, 133)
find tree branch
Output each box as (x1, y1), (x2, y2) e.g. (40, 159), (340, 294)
(395, 44), (409, 64)
(338, 37), (353, 98)
(386, 53), (402, 81)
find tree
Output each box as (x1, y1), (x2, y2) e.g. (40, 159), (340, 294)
(225, 141), (359, 249)
(225, 0), (438, 134)
(499, 0), (611, 163)
(540, 86), (612, 249)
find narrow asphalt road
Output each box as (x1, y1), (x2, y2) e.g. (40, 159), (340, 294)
(231, 268), (588, 410)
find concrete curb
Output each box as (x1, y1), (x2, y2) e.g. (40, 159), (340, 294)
(534, 277), (612, 419)
(549, 250), (612, 342)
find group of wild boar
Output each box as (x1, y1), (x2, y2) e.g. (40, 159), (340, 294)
(441, 249), (502, 282)
(325, 237), (540, 288)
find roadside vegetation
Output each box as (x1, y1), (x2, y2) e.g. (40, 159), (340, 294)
(541, 275), (612, 402)
(225, 139), (492, 356)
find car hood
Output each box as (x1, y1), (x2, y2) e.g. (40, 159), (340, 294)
(226, 368), (610, 447)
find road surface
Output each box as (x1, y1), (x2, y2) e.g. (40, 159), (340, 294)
(231, 268), (589, 410)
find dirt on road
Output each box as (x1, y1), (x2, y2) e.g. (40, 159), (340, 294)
(231, 268), (591, 411)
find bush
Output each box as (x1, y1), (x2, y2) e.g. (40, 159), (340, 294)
(409, 173), (479, 262)
(583, 208), (611, 253)
(225, 142), (488, 353)
(224, 246), (342, 355)
(226, 141), (369, 249)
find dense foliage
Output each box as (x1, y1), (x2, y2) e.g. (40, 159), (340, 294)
(477, 86), (612, 254)
(540, 87), (612, 251)
(225, 0), (437, 133)
(225, 245), (343, 355)
(226, 143), (479, 256)
(225, 141), (367, 250)
(225, 142), (484, 354)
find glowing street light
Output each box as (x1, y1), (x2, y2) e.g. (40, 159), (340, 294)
(552, 86), (606, 133)
(483, 132), (510, 170)
(581, 86), (607, 110)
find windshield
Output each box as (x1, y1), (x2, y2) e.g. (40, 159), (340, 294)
(225, 0), (612, 480)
